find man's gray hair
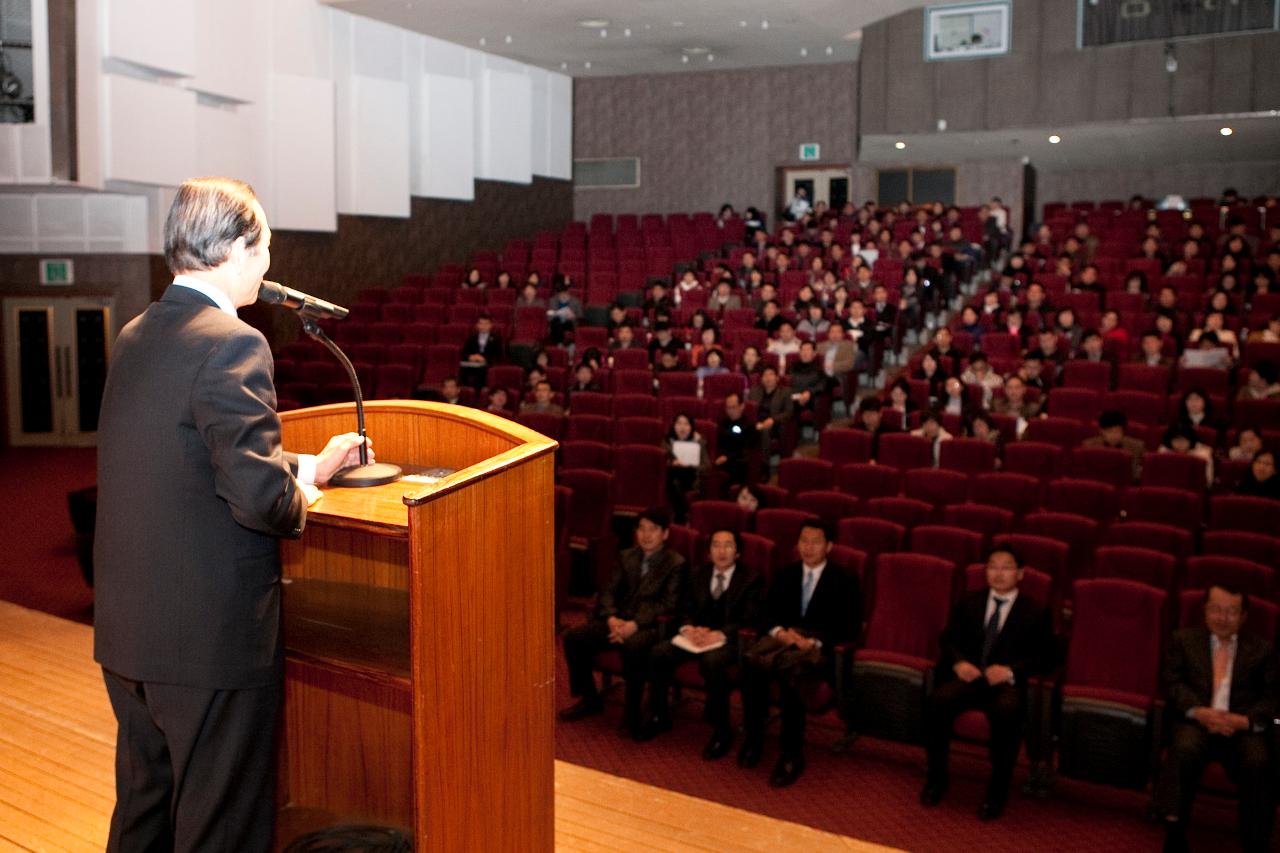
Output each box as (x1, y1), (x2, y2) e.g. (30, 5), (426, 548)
(163, 177), (264, 274)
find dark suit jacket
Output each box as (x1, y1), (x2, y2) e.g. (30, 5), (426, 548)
(596, 546), (686, 630)
(460, 331), (503, 364)
(748, 385), (794, 428)
(94, 285), (306, 690)
(936, 590), (1053, 686)
(1164, 626), (1278, 728)
(762, 561), (862, 652)
(677, 564), (765, 643)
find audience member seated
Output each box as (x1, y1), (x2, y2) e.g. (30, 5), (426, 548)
(696, 348), (729, 386)
(819, 322), (860, 393)
(1229, 427), (1265, 462)
(689, 325), (720, 366)
(767, 321), (802, 373)
(787, 340), (830, 417)
(1237, 362), (1280, 401)
(960, 353), (1004, 407)
(1247, 313), (1280, 344)
(440, 376), (464, 405)
(643, 282), (676, 319)
(610, 323), (638, 353)
(1175, 389), (1223, 434)
(911, 410), (953, 465)
(647, 321), (677, 361)
(747, 367), (794, 473)
(1137, 330), (1173, 368)
(485, 387), (511, 416)
(546, 276), (583, 346)
(1018, 351), (1048, 393)
(797, 303), (831, 340)
(1236, 450), (1279, 500)
(845, 300), (875, 360)
(710, 278), (743, 311)
(559, 509), (687, 738)
(738, 518), (861, 788)
(739, 345), (764, 378)
(853, 396), (901, 458)
(515, 280), (544, 311)
(1156, 584), (1277, 853)
(929, 327), (963, 376)
(520, 379), (564, 417)
(1082, 410), (1147, 482)
(715, 392), (756, 488)
(958, 305), (985, 344)
(966, 412), (1005, 461)
(1158, 423), (1215, 487)
(1035, 328), (1067, 369)
(567, 362), (601, 401)
(1188, 312), (1240, 364)
(641, 529), (766, 757)
(458, 313), (502, 391)
(884, 378), (918, 432)
(921, 547), (1053, 821)
(664, 413), (710, 524)
(1056, 308), (1084, 355)
(991, 375), (1040, 424)
(914, 352), (949, 404)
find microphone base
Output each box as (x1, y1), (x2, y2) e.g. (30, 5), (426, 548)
(329, 462), (403, 488)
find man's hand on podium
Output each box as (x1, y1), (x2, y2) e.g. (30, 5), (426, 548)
(314, 433), (373, 485)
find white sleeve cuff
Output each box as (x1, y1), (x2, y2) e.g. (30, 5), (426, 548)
(296, 453), (317, 486)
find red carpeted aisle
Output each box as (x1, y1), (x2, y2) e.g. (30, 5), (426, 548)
(0, 448), (1239, 852)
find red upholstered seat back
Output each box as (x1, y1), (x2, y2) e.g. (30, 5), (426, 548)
(1065, 579), (1167, 699)
(863, 554), (955, 661)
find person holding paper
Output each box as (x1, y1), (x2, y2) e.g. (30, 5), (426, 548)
(639, 529), (765, 759)
(663, 412), (709, 524)
(93, 177), (370, 852)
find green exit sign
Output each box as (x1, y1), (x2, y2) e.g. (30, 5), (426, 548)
(40, 258), (75, 286)
(799, 143), (821, 161)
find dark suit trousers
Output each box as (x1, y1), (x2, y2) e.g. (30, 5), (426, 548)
(647, 640), (737, 730)
(562, 620), (658, 724)
(924, 678), (1026, 796)
(103, 668), (280, 853)
(1155, 722), (1275, 850)
(740, 637), (830, 755)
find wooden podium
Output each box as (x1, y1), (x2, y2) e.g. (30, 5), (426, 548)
(275, 400), (557, 851)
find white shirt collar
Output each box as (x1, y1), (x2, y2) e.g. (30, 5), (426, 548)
(803, 560), (827, 576)
(172, 274), (237, 317)
(712, 563), (736, 587)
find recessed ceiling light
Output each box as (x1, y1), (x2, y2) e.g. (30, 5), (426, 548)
(672, 21), (684, 27)
(895, 141), (906, 150)
(707, 54), (714, 62)
(584, 61), (592, 69)
(739, 20), (748, 28)
(800, 47), (808, 57)
(843, 30), (862, 41)
(825, 46), (833, 55)
(761, 20), (769, 30)
(478, 37), (486, 46)
(682, 46), (709, 55)
(681, 55), (689, 64)
(577, 18), (609, 28)
(624, 28), (631, 37)
(1220, 126), (1233, 136)
(1048, 134), (1061, 144)
(600, 28), (607, 38)
(505, 35), (512, 44)
(560, 62), (568, 70)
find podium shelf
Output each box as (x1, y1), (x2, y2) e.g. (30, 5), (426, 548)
(283, 578), (410, 685)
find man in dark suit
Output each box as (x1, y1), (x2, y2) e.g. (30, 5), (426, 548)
(1156, 584), (1278, 853)
(94, 177), (368, 852)
(560, 508), (687, 737)
(714, 392), (757, 488)
(738, 518), (862, 787)
(921, 546), (1053, 820)
(747, 366), (794, 473)
(640, 528), (765, 759)
(458, 312), (503, 390)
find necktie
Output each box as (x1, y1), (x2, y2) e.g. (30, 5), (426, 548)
(981, 597), (1006, 666)
(1212, 639), (1231, 698)
(712, 572), (726, 601)
(640, 556), (650, 578)
(801, 569), (816, 616)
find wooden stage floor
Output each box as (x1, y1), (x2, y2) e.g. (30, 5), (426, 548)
(0, 602), (893, 852)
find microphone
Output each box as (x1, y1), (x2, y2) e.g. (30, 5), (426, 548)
(258, 280), (349, 320)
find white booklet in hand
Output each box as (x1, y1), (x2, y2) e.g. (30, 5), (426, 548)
(671, 633), (726, 654)
(671, 439), (701, 467)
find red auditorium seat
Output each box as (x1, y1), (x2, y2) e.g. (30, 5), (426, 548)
(1043, 478), (1119, 526)
(1184, 556), (1276, 602)
(791, 491), (859, 526)
(610, 349), (651, 370)
(1179, 590), (1278, 641)
(838, 516), (906, 562)
(903, 469), (970, 514)
(1021, 511), (1099, 581)
(656, 372), (698, 397)
(943, 503), (1014, 545)
(1122, 486), (1202, 531)
(688, 499), (751, 535)
(665, 523), (700, 567)
(1209, 495), (1280, 535)
(836, 463), (902, 501)
(703, 372), (749, 402)
(560, 440), (611, 471)
(753, 509), (811, 569)
(877, 433), (936, 471)
(738, 532), (776, 579)
(1067, 446), (1135, 491)
(564, 413), (612, 443)
(1001, 442), (1062, 482)
(909, 525), (983, 570)
(1048, 388), (1103, 424)
(566, 390), (611, 416)
(865, 496), (933, 531)
(848, 554), (956, 744)
(1056, 579), (1167, 789)
(992, 533), (1069, 591)
(1061, 360), (1113, 392)
(964, 563), (1053, 608)
(613, 416), (664, 445)
(937, 438), (997, 474)
(486, 364), (525, 393)
(1024, 417), (1086, 450)
(559, 468), (616, 590)
(1140, 452), (1208, 495)
(777, 458), (835, 495)
(611, 444), (668, 515)
(611, 369), (655, 396)
(970, 472), (1041, 517)
(1200, 530), (1280, 568)
(1092, 545), (1177, 591)
(820, 429), (874, 465)
(1102, 521), (1194, 563)
(516, 411), (564, 441)
(610, 394), (659, 419)
(373, 363), (416, 398)
(1103, 389), (1165, 426)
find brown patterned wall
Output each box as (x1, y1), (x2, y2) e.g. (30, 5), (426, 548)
(573, 63), (859, 222)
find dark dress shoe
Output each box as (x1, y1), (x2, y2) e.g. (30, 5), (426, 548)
(976, 798), (1006, 821)
(768, 754), (806, 788)
(919, 778), (948, 807)
(737, 738), (764, 769)
(702, 729), (735, 761)
(633, 715), (672, 742)
(557, 697), (604, 721)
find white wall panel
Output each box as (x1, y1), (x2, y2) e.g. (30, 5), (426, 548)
(269, 0), (332, 79)
(340, 76), (410, 217)
(529, 68), (550, 178)
(422, 34), (474, 79)
(268, 73), (336, 232)
(0, 196), (36, 251)
(478, 69), (531, 184)
(195, 104), (261, 190)
(547, 73), (572, 181)
(191, 0), (263, 102)
(104, 0), (195, 76)
(0, 128), (17, 182)
(17, 122), (52, 182)
(415, 73), (474, 200)
(351, 14), (406, 81)
(35, 196), (85, 253)
(102, 76), (196, 186)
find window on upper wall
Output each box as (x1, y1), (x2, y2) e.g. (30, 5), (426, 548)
(877, 168), (956, 207)
(0, 0), (34, 123)
(1078, 0), (1278, 48)
(574, 158), (640, 190)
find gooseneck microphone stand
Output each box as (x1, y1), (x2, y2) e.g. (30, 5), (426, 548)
(298, 316), (402, 487)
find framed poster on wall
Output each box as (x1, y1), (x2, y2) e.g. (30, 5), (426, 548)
(924, 1), (1012, 61)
